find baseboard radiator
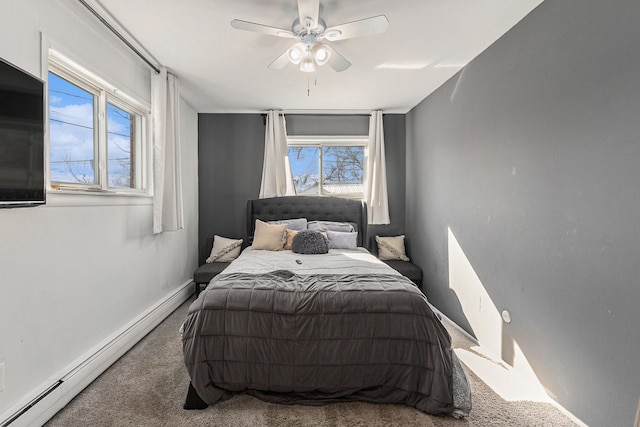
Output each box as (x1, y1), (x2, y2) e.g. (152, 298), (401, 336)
(0, 281), (192, 427)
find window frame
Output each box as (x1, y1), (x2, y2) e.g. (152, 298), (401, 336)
(104, 96), (144, 190)
(47, 50), (150, 195)
(287, 135), (369, 199)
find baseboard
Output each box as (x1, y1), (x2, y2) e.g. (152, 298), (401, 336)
(0, 280), (193, 427)
(427, 302), (480, 345)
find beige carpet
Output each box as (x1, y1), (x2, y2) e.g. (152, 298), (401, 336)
(45, 298), (580, 427)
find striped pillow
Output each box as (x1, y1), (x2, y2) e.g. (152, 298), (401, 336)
(375, 235), (410, 261)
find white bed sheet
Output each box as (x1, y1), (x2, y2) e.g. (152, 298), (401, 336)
(220, 247), (402, 277)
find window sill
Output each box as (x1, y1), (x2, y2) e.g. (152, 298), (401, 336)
(45, 188), (152, 207)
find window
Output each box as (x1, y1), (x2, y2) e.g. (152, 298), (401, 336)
(47, 53), (147, 193)
(287, 136), (368, 198)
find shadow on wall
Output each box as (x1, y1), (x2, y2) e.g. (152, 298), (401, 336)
(447, 226), (551, 403)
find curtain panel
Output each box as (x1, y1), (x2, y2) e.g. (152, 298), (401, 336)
(365, 110), (390, 224)
(259, 110), (295, 198)
(152, 67), (184, 234)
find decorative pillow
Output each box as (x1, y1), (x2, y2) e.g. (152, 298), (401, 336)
(268, 218), (307, 231)
(291, 230), (329, 254)
(327, 231), (358, 250)
(307, 220), (354, 233)
(286, 229), (328, 250)
(252, 219), (287, 251)
(376, 235), (410, 261)
(206, 235), (243, 263)
(284, 229), (298, 250)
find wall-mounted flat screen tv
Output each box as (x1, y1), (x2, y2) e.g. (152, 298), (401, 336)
(0, 57), (45, 208)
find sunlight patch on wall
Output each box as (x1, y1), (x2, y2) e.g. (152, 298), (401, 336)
(512, 340), (553, 397)
(447, 227), (550, 401)
(447, 227), (502, 358)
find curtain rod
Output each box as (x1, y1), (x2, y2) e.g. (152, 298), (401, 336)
(78, 0), (161, 74)
(260, 112), (379, 118)
(260, 112), (383, 125)
(261, 112), (375, 117)
(285, 113), (373, 117)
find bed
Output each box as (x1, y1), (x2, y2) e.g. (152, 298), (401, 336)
(182, 196), (471, 417)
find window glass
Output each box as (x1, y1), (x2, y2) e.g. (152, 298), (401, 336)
(48, 72), (96, 185)
(288, 140), (366, 198)
(322, 146), (364, 195)
(107, 102), (135, 189)
(289, 146), (319, 194)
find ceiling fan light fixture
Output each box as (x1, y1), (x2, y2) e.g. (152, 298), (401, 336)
(312, 45), (331, 65)
(287, 46), (303, 64)
(300, 51), (316, 72)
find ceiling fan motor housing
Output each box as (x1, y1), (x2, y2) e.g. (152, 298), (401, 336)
(292, 17), (326, 42)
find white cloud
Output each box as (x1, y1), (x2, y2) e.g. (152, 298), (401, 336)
(49, 102), (96, 182)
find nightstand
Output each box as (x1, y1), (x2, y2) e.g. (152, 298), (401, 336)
(192, 262), (231, 297)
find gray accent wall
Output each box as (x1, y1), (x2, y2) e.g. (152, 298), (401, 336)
(406, 1), (640, 426)
(286, 114), (370, 136)
(198, 114), (406, 263)
(198, 114), (264, 263)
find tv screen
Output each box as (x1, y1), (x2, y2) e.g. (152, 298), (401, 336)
(0, 57), (45, 208)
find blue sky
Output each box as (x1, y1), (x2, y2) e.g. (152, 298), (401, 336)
(48, 72), (133, 187)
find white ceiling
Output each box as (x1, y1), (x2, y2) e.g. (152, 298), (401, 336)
(94, 0), (543, 113)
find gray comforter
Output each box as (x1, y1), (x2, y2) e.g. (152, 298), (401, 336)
(182, 268), (471, 416)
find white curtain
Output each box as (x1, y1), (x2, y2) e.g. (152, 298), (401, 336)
(365, 110), (390, 224)
(152, 67), (184, 234)
(259, 110), (295, 198)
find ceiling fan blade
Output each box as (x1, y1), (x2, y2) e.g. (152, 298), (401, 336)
(297, 0), (319, 29)
(324, 15), (389, 41)
(324, 45), (351, 72)
(268, 49), (292, 70)
(231, 19), (295, 38)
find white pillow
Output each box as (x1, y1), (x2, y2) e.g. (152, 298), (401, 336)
(252, 219), (287, 251)
(376, 235), (410, 261)
(206, 235), (243, 263)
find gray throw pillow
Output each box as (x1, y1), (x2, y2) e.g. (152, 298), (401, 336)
(327, 231), (358, 250)
(291, 230), (329, 254)
(268, 218), (308, 231)
(307, 220), (354, 233)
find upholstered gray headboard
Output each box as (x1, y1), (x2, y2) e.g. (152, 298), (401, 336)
(246, 196), (368, 247)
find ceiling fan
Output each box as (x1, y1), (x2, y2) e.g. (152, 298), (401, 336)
(230, 0), (389, 73)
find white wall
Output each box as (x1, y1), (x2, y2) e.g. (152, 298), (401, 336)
(0, 0), (198, 420)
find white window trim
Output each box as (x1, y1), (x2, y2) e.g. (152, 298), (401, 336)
(44, 46), (151, 198)
(287, 135), (368, 146)
(287, 135), (369, 199)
